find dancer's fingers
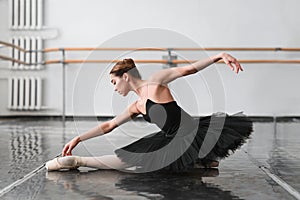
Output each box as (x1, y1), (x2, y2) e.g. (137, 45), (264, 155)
(66, 147), (72, 156)
(62, 144), (70, 156)
(223, 53), (244, 74)
(67, 151), (72, 156)
(235, 63), (239, 73)
(223, 57), (234, 71)
(233, 61), (243, 73)
(228, 62), (235, 71)
(237, 62), (243, 72)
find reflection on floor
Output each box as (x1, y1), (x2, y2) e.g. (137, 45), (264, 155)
(0, 118), (299, 200)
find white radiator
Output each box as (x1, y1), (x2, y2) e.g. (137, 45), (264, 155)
(9, 0), (43, 30)
(8, 77), (42, 110)
(10, 37), (43, 70)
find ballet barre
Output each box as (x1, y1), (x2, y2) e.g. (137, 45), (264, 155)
(43, 59), (300, 64)
(43, 47), (300, 52)
(1, 40), (300, 122)
(2, 41), (300, 53)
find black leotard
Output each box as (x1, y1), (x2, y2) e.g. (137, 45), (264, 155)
(115, 99), (253, 172)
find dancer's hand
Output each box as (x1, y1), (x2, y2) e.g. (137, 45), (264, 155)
(62, 136), (81, 156)
(220, 53), (243, 74)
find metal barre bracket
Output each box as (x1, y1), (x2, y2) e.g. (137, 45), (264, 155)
(163, 48), (177, 68)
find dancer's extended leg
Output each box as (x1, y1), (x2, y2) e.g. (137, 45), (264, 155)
(45, 155), (131, 171)
(80, 155), (131, 169)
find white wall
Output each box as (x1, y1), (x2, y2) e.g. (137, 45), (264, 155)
(0, 0), (300, 117)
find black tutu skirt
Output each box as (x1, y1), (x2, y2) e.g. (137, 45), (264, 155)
(115, 112), (253, 173)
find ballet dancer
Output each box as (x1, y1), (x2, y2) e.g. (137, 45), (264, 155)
(46, 53), (253, 172)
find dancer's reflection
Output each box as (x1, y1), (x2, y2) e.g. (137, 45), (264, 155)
(46, 168), (242, 200)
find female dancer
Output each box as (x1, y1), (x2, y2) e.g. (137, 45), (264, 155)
(46, 53), (253, 172)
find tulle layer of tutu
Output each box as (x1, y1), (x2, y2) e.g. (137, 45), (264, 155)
(115, 112), (253, 172)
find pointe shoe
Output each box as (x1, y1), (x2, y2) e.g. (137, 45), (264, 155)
(45, 156), (81, 171)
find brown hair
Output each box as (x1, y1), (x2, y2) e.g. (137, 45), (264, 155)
(110, 58), (141, 79)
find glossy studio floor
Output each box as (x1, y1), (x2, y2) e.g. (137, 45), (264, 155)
(0, 117), (299, 200)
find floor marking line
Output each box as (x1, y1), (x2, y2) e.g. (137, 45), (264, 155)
(260, 166), (300, 200)
(0, 154), (61, 197)
(0, 164), (45, 197)
(243, 150), (300, 200)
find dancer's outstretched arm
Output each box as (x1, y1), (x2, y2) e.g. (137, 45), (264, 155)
(62, 101), (140, 156)
(149, 52), (243, 85)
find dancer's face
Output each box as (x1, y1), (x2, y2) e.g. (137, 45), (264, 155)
(110, 73), (130, 96)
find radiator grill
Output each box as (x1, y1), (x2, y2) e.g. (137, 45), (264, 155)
(10, 0), (43, 30)
(8, 77), (42, 110)
(10, 37), (43, 70)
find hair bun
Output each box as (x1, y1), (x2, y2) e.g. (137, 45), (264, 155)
(123, 58), (135, 66)
(110, 58), (141, 79)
